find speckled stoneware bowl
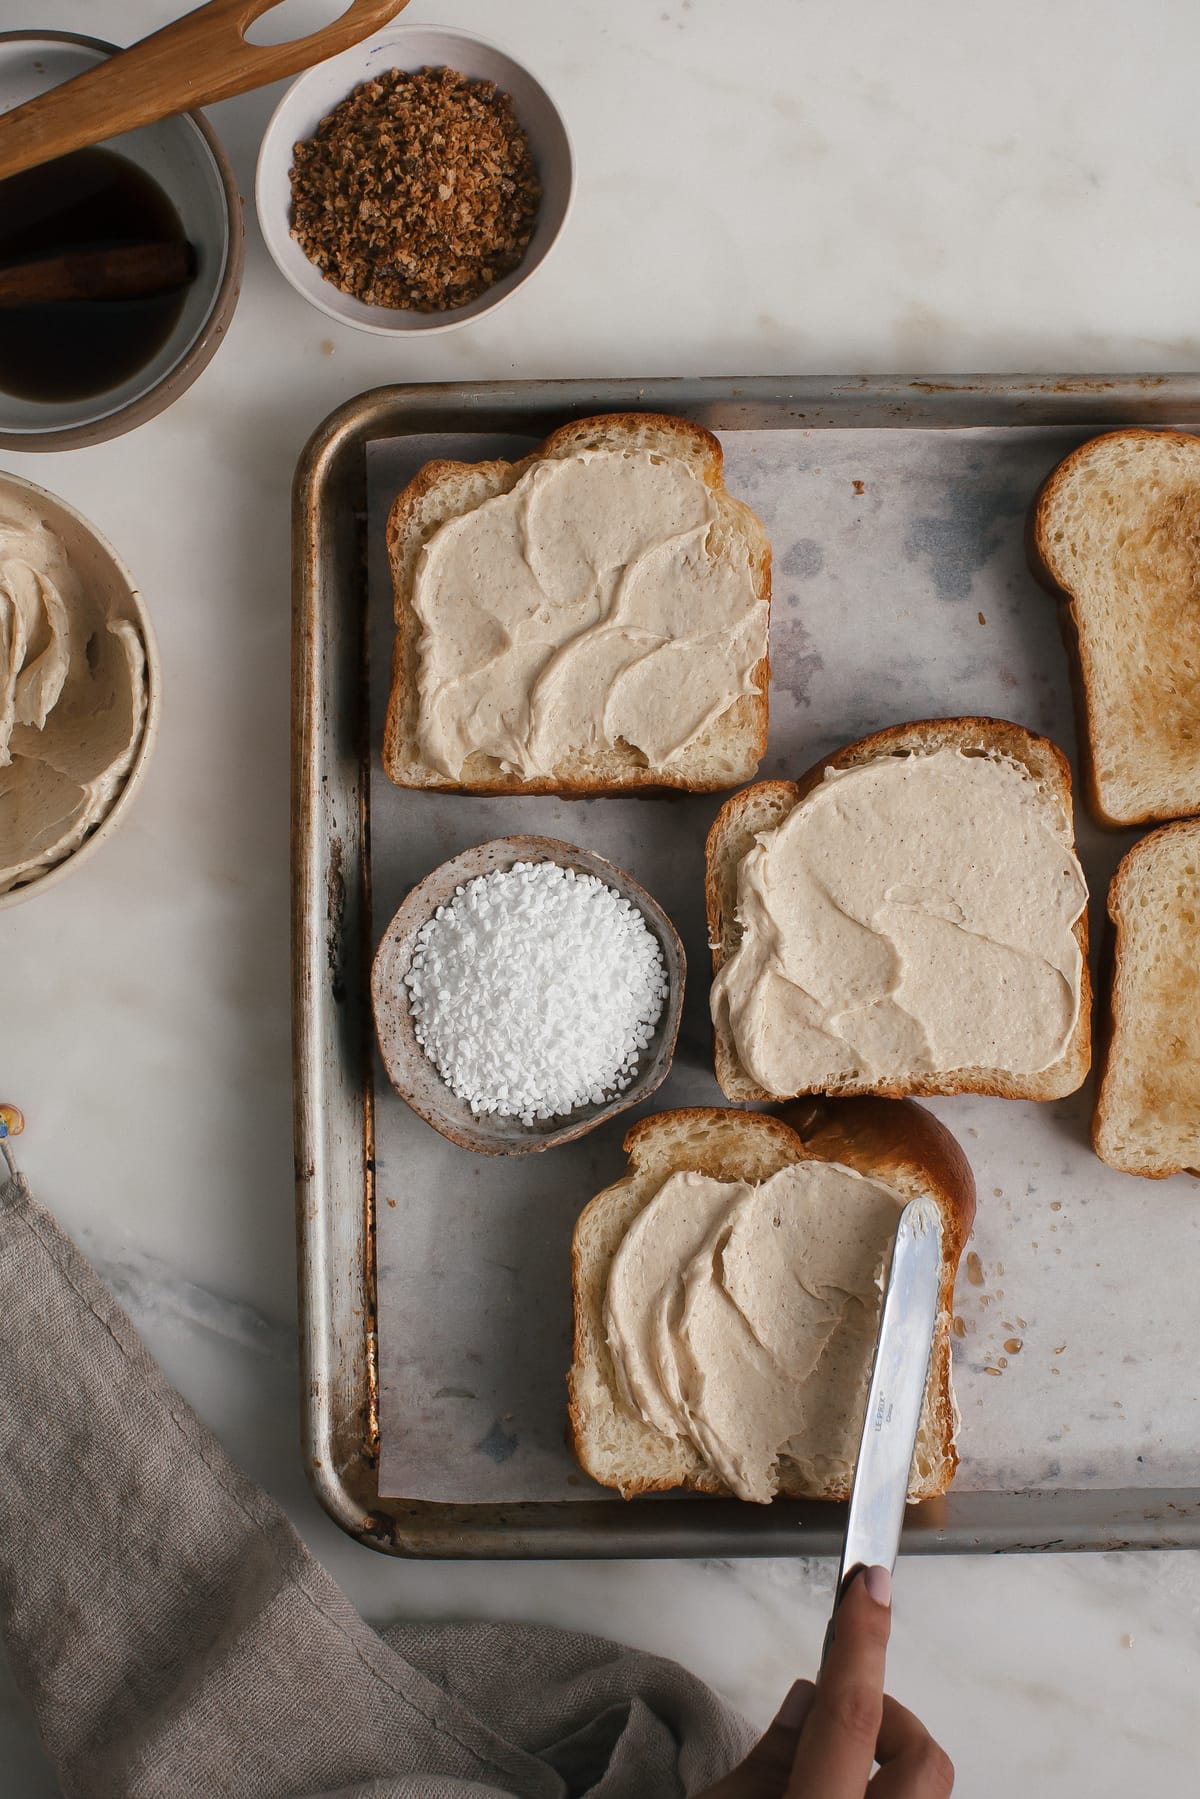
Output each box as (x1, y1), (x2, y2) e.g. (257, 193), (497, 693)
(372, 836), (685, 1155)
(255, 23), (574, 336)
(0, 30), (243, 451)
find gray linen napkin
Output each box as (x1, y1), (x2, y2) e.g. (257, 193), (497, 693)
(0, 1173), (754, 1799)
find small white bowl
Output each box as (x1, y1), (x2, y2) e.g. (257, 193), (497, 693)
(255, 23), (574, 335)
(0, 471), (160, 909)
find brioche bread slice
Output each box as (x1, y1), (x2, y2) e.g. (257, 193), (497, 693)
(1031, 429), (1200, 828)
(383, 412), (771, 795)
(1093, 819), (1200, 1177)
(568, 1099), (975, 1502)
(706, 716), (1092, 1103)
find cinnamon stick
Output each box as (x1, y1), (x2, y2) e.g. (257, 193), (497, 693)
(0, 240), (195, 306)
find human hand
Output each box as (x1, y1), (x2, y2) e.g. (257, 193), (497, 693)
(698, 1566), (953, 1797)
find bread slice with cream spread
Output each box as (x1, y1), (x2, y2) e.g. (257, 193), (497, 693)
(568, 1099), (975, 1503)
(1030, 428), (1200, 828)
(1093, 819), (1200, 1177)
(706, 716), (1091, 1103)
(382, 413), (771, 794)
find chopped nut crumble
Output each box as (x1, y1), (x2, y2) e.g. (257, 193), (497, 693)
(288, 66), (541, 312)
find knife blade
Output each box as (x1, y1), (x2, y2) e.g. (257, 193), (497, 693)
(823, 1195), (943, 1658)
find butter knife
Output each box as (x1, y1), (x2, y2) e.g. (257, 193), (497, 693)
(823, 1195), (943, 1659)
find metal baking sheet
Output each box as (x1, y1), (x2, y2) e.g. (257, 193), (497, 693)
(293, 376), (1200, 1557)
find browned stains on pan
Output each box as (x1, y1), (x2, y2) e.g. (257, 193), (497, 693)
(327, 833), (346, 1002)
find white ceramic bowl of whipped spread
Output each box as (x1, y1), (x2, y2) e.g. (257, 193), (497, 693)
(0, 471), (159, 907)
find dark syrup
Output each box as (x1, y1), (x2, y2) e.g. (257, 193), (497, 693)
(0, 147), (189, 403)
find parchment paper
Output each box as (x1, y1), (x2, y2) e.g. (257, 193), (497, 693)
(368, 426), (1200, 1503)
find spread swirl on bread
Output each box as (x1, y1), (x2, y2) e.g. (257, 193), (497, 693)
(383, 414), (771, 794)
(569, 1101), (975, 1503)
(706, 718), (1092, 1103)
(605, 1160), (916, 1502)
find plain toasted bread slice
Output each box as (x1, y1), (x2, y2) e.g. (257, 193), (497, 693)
(1031, 428), (1200, 828)
(567, 1099), (976, 1502)
(1093, 819), (1200, 1177)
(382, 412), (771, 795)
(705, 716), (1092, 1103)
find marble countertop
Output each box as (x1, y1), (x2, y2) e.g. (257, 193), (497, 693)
(5, 0), (1200, 1790)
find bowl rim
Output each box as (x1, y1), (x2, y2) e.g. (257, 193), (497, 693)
(0, 468), (162, 909)
(371, 835), (686, 1155)
(254, 20), (576, 338)
(0, 28), (245, 453)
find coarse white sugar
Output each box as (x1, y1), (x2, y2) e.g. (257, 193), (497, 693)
(404, 860), (670, 1125)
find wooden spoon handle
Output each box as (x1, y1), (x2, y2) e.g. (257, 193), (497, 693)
(0, 0), (410, 184)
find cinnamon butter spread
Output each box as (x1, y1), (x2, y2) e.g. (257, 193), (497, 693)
(412, 448), (766, 778)
(604, 1161), (909, 1502)
(0, 495), (147, 894)
(711, 748), (1088, 1096)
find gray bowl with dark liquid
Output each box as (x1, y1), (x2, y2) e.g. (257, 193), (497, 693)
(0, 31), (243, 451)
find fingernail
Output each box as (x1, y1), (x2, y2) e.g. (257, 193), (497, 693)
(863, 1564), (892, 1607)
(776, 1678), (815, 1730)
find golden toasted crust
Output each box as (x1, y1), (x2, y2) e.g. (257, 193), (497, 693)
(705, 716), (1092, 1103)
(567, 1099), (976, 1501)
(1092, 818), (1200, 1177)
(1029, 428), (1200, 829)
(617, 1103), (803, 1170)
(382, 412), (771, 796)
